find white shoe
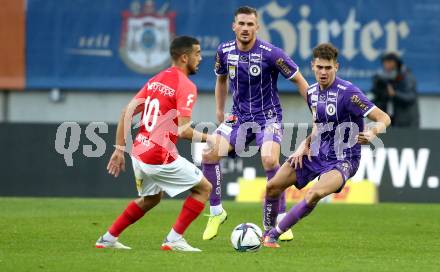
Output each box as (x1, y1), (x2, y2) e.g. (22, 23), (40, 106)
(161, 238), (201, 252)
(95, 236), (131, 249)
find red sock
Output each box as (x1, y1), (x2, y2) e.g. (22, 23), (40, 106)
(108, 201), (145, 237)
(173, 197), (205, 235)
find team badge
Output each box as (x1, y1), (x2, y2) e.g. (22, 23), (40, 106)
(249, 64), (261, 76)
(119, 0), (176, 74)
(229, 66), (236, 79)
(338, 161), (351, 178)
(326, 104), (336, 116)
(239, 55), (249, 62)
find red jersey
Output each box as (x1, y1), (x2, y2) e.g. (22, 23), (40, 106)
(131, 66), (197, 165)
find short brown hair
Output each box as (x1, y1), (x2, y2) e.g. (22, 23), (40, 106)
(169, 36), (200, 61)
(234, 6), (258, 18)
(312, 43), (338, 61)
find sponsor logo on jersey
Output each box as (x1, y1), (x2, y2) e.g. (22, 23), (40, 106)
(227, 54), (239, 66)
(351, 95), (368, 111)
(275, 58), (292, 76)
(215, 52), (221, 72)
(229, 65), (236, 79)
(337, 84), (348, 90)
(250, 53), (261, 63)
(147, 81), (176, 96)
(119, 0), (176, 74)
(259, 44), (272, 52)
(222, 41), (235, 48)
(222, 46), (236, 53)
(186, 94), (194, 107)
(228, 54), (239, 61)
(249, 64), (261, 76)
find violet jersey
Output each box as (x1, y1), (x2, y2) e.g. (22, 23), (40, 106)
(214, 38), (299, 125)
(307, 77), (376, 161)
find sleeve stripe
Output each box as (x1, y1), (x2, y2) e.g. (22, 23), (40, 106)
(363, 105), (376, 117)
(287, 69), (299, 80)
(214, 69), (227, 76)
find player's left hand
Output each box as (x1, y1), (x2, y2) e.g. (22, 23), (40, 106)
(107, 149), (126, 178)
(356, 130), (376, 144)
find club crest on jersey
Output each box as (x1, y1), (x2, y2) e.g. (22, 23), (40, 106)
(229, 65), (236, 79)
(326, 104), (336, 116)
(119, 0), (176, 74)
(249, 64), (261, 76)
(239, 55), (249, 63)
(339, 161), (351, 176)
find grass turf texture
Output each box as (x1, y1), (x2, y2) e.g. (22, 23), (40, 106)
(0, 198), (439, 271)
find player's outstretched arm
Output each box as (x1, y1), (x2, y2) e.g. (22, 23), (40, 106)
(215, 75), (228, 123)
(357, 107), (391, 144)
(177, 116), (215, 145)
(289, 71), (309, 101)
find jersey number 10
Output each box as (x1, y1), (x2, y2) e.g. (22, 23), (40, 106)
(143, 96), (160, 132)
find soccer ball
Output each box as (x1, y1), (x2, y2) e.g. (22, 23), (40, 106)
(230, 223), (263, 252)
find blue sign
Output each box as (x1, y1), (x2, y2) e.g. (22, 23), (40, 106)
(26, 0), (440, 93)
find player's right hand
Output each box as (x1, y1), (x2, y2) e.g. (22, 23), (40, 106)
(216, 110), (225, 124)
(107, 149), (126, 178)
(288, 141), (311, 169)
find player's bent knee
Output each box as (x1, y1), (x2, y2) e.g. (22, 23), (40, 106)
(266, 182), (282, 198)
(305, 189), (325, 203)
(192, 178), (212, 198)
(261, 156), (279, 170)
(201, 178), (212, 195)
(137, 194), (161, 210)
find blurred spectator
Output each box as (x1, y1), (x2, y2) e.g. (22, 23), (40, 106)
(370, 53), (420, 127)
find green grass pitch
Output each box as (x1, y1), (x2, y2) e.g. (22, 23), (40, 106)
(0, 198), (439, 271)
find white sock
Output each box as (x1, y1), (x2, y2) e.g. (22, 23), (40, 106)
(103, 231), (117, 242)
(210, 204), (223, 216)
(277, 213), (286, 224)
(166, 228), (182, 242)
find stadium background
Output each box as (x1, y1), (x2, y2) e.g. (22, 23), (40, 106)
(1, 0), (440, 203)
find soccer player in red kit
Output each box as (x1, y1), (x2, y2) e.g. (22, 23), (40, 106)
(95, 36), (214, 252)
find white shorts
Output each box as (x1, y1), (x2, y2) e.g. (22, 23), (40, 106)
(131, 156), (204, 197)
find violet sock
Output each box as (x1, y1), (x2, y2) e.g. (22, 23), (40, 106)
(202, 163), (222, 206)
(263, 195), (280, 230)
(270, 199), (316, 239)
(279, 192), (286, 213)
(265, 166), (286, 213)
